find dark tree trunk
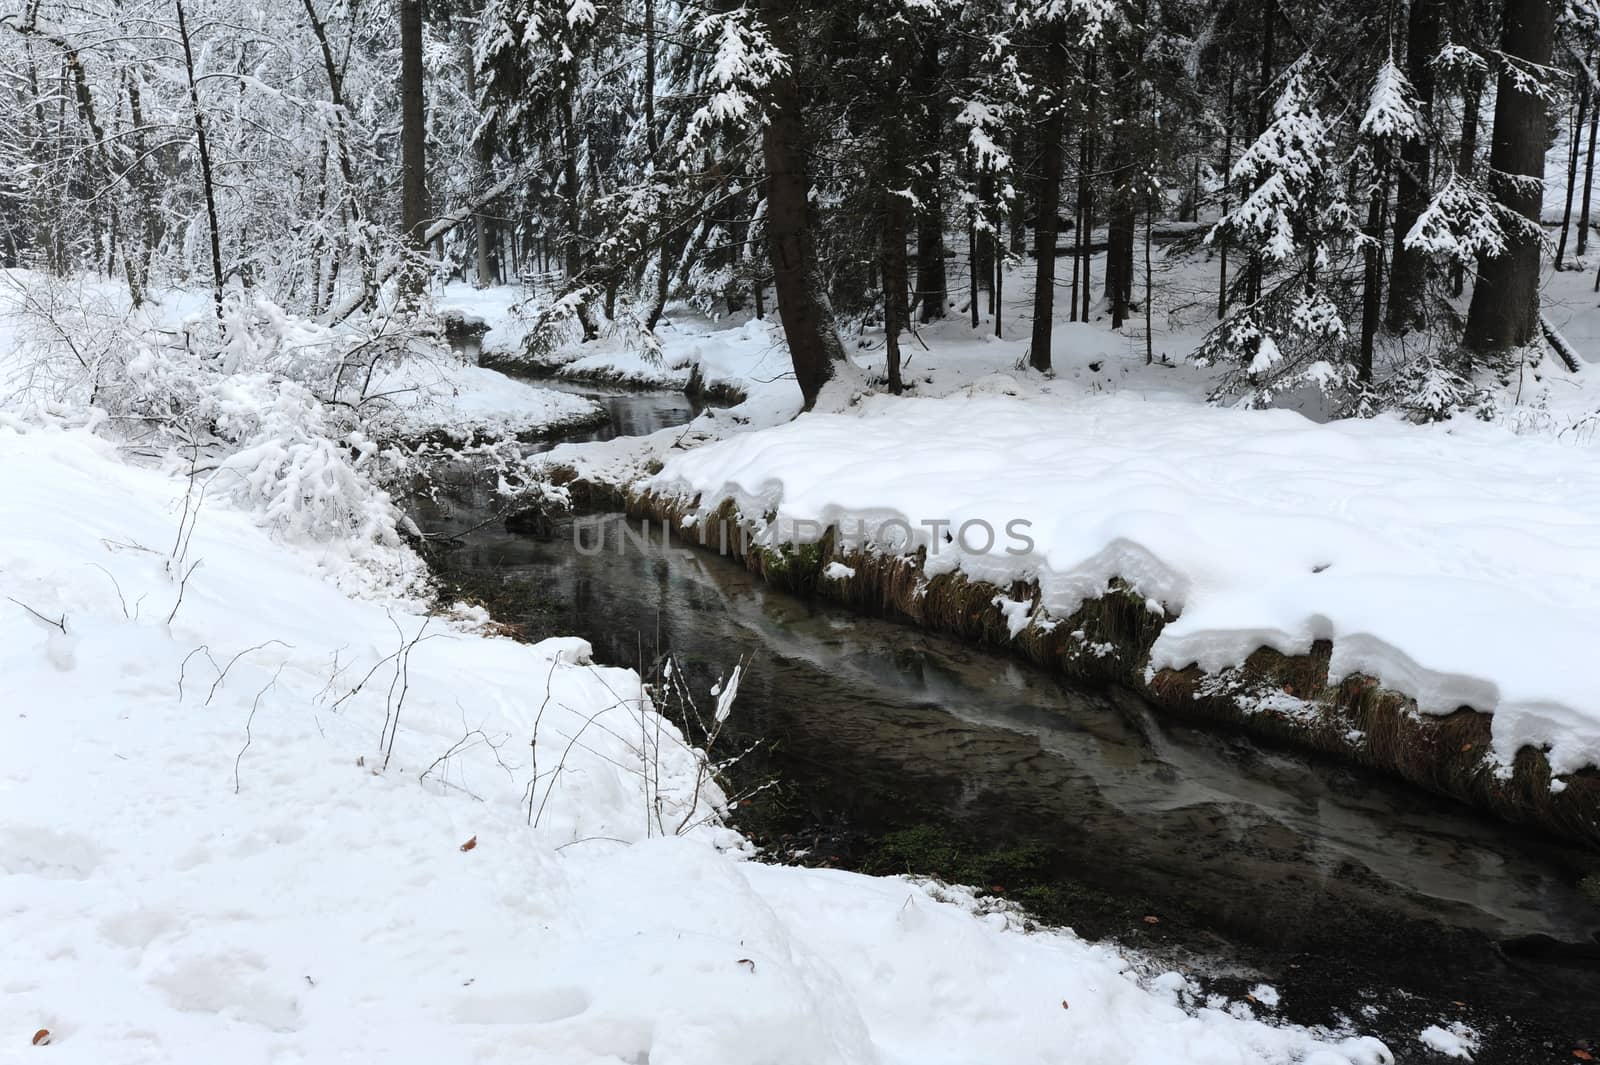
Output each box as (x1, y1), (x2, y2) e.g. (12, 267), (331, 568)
(976, 163), (995, 312)
(1069, 135), (1085, 323)
(883, 189), (909, 393)
(914, 43), (946, 321)
(1452, 69), (1484, 296)
(174, 0), (224, 324)
(1386, 0), (1436, 332)
(1556, 77), (1589, 269)
(762, 68), (846, 410)
(1464, 0), (1555, 355)
(1219, 65), (1235, 318)
(994, 230), (1004, 337)
(1144, 191), (1154, 363)
(1580, 77), (1598, 256)
(1029, 30), (1067, 372)
(1106, 128), (1135, 330)
(882, 97), (911, 393)
(397, 0), (428, 300)
(644, 0), (671, 331)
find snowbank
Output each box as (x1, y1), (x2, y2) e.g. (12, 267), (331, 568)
(371, 354), (607, 442)
(648, 389), (1600, 779)
(0, 421), (1388, 1064)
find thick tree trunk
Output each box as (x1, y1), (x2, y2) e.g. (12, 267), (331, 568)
(1464, 0), (1555, 354)
(397, 0), (428, 301)
(1107, 163), (1135, 329)
(914, 44), (946, 322)
(762, 68), (846, 410)
(1386, 0), (1436, 332)
(1029, 31), (1067, 372)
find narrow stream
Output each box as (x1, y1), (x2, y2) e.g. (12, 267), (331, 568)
(412, 373), (1600, 1059)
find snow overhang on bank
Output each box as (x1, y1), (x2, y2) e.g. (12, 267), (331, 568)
(648, 390), (1600, 779)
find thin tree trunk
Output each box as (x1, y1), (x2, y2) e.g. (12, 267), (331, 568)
(1581, 74), (1598, 256)
(914, 43), (946, 321)
(994, 229), (1004, 337)
(1453, 69), (1484, 296)
(1070, 134), (1084, 322)
(1360, 156), (1390, 383)
(1247, 0), (1275, 304)
(882, 185), (909, 393)
(967, 152), (979, 329)
(1144, 191), (1154, 363)
(174, 0), (224, 324)
(1029, 29), (1067, 372)
(644, 0), (672, 330)
(1556, 77), (1589, 269)
(1464, 0), (1555, 354)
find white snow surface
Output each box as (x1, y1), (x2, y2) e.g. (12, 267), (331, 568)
(372, 353), (606, 441)
(650, 390), (1600, 777)
(1417, 1022), (1479, 1060)
(0, 421), (1390, 1064)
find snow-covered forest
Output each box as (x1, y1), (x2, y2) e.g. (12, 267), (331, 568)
(3, 0), (1600, 1060)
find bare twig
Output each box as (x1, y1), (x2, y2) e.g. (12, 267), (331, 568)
(205, 638), (290, 706)
(7, 597), (66, 634)
(234, 664), (285, 793)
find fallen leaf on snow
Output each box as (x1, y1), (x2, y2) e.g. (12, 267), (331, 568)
(460, 836), (477, 852)
(31, 1029), (50, 1046)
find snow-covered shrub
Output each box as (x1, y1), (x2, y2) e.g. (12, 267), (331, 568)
(4, 275), (419, 586)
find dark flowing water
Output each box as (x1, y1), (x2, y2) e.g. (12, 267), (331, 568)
(412, 381), (1600, 1061)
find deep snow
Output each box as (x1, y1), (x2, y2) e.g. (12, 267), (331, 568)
(0, 420), (1395, 1065)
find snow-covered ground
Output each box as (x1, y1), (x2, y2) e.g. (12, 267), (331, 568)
(0, 273), (1400, 1061)
(0, 417), (1394, 1065)
(371, 352), (606, 442)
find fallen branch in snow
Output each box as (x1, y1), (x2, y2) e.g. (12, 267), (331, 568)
(1540, 313), (1584, 373)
